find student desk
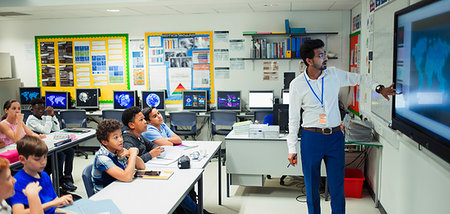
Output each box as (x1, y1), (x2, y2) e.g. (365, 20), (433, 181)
(90, 167), (204, 214)
(146, 141), (224, 206)
(1, 129), (96, 195)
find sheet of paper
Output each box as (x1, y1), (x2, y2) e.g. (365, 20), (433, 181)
(215, 67), (230, 79)
(193, 51), (209, 64)
(230, 58), (245, 70)
(91, 51), (107, 75)
(77, 82), (91, 87)
(108, 39), (122, 44)
(108, 61), (124, 84)
(214, 31), (229, 43)
(193, 64), (210, 88)
(149, 36), (162, 47)
(214, 49), (229, 61)
(229, 39), (245, 52)
(169, 67), (191, 96)
(149, 65), (167, 90)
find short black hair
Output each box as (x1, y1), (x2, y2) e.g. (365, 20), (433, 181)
(30, 97), (45, 107)
(300, 39), (325, 65)
(17, 135), (48, 158)
(122, 106), (141, 128)
(96, 119), (122, 143)
(142, 107), (157, 122)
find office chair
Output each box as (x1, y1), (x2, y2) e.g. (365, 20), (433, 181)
(60, 109), (88, 159)
(254, 110), (273, 123)
(210, 110), (237, 166)
(169, 112), (197, 140)
(102, 109), (124, 122)
(82, 164), (95, 198)
(211, 110), (236, 137)
(21, 109), (32, 123)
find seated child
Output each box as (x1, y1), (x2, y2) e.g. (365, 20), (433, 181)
(92, 119), (145, 194)
(121, 107), (163, 162)
(7, 136), (73, 214)
(141, 107), (182, 146)
(0, 100), (45, 148)
(26, 98), (77, 192)
(121, 107), (201, 214)
(0, 157), (43, 214)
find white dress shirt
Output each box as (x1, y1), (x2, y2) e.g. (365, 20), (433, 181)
(26, 114), (60, 135)
(287, 67), (378, 154)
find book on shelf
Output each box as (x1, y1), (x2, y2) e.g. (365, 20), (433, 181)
(134, 170), (174, 180)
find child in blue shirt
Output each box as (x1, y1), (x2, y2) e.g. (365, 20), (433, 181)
(92, 119), (145, 194)
(7, 136), (73, 214)
(141, 107), (182, 146)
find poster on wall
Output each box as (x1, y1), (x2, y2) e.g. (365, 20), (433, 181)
(145, 31), (214, 103)
(35, 34), (129, 102)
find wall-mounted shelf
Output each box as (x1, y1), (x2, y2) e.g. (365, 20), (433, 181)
(243, 56), (338, 60)
(243, 32), (339, 37)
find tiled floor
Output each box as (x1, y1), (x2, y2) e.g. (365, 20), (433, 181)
(70, 155), (380, 214)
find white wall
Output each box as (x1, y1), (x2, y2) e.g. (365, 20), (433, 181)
(0, 10), (350, 109)
(357, 0), (450, 213)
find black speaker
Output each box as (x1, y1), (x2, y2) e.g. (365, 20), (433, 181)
(284, 72), (296, 89)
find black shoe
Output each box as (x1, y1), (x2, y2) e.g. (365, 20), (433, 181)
(61, 181), (77, 192)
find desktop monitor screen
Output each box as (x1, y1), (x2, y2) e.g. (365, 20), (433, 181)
(142, 91), (165, 110)
(217, 91), (241, 111)
(183, 90), (207, 112)
(19, 87), (41, 105)
(45, 91), (69, 109)
(113, 90), (137, 109)
(249, 90), (273, 109)
(282, 90), (289, 105)
(76, 88), (100, 109)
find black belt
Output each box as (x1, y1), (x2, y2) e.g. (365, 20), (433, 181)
(303, 126), (341, 135)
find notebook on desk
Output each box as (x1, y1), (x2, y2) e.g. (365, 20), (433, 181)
(63, 128), (90, 133)
(55, 198), (121, 214)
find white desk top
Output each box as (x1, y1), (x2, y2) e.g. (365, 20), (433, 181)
(146, 141), (222, 169)
(225, 130), (289, 141)
(90, 168), (204, 214)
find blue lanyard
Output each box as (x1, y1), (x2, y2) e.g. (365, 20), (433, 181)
(304, 72), (324, 109)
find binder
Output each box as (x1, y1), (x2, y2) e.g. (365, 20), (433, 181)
(286, 38), (291, 58)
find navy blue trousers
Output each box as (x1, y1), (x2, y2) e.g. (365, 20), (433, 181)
(301, 129), (345, 214)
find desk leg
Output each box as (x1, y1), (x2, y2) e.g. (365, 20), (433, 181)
(52, 152), (60, 196)
(198, 174), (203, 214)
(226, 173), (230, 197)
(218, 148), (222, 205)
(375, 147), (382, 208)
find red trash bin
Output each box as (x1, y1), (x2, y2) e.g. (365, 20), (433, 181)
(344, 168), (365, 198)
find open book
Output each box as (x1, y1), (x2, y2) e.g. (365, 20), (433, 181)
(134, 170), (174, 180)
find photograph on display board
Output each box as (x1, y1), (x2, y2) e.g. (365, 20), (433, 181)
(58, 41), (73, 64)
(40, 42), (55, 64)
(179, 37), (195, 50)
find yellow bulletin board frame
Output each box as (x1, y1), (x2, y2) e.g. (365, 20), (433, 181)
(145, 31), (214, 104)
(35, 34), (129, 103)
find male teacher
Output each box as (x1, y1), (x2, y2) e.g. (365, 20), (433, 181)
(287, 39), (395, 214)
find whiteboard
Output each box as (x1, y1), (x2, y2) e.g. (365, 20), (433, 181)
(371, 0), (408, 123)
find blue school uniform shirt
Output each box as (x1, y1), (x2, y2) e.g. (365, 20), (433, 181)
(7, 169), (57, 214)
(92, 145), (128, 193)
(142, 123), (174, 141)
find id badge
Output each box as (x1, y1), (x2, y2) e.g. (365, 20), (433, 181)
(319, 114), (327, 124)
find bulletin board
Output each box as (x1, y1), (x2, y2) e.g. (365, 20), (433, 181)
(348, 31), (361, 116)
(35, 34), (129, 103)
(145, 31), (214, 104)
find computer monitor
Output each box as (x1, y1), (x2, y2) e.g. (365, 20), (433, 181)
(217, 91), (241, 111)
(113, 90), (137, 110)
(182, 90), (207, 112)
(75, 88), (100, 110)
(19, 87), (41, 105)
(282, 89), (289, 105)
(248, 90), (274, 110)
(273, 104), (289, 133)
(45, 91), (69, 109)
(142, 90), (165, 110)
